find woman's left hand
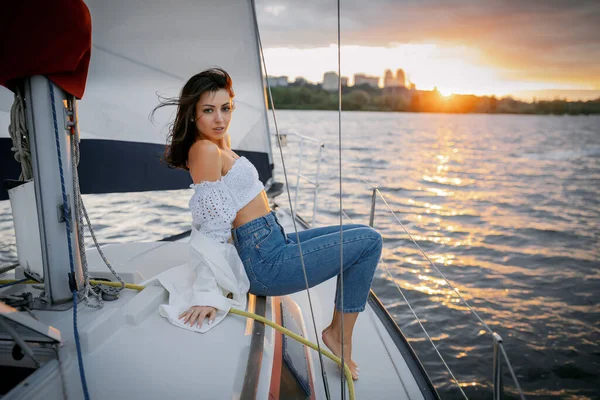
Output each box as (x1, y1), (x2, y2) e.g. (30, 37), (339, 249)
(178, 306), (217, 327)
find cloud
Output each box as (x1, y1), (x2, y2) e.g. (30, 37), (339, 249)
(255, 0), (600, 87)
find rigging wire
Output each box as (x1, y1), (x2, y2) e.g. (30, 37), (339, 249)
(381, 258), (469, 399)
(338, 171), (527, 398)
(49, 81), (90, 400)
(336, 0), (347, 397)
(340, 209), (468, 398)
(499, 343), (526, 400)
(249, 1), (331, 398)
(351, 172), (497, 334)
(376, 186), (527, 398)
(70, 100), (126, 310)
(353, 172), (527, 398)
(375, 189), (496, 333)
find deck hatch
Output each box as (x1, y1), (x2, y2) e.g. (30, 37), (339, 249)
(280, 301), (311, 397)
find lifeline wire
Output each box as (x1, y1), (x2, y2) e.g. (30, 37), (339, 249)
(376, 189), (526, 399)
(340, 209), (468, 398)
(351, 173), (497, 334)
(339, 172), (527, 398)
(380, 258), (468, 399)
(358, 172), (526, 398)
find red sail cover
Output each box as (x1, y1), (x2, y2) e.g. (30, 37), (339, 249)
(0, 0), (92, 99)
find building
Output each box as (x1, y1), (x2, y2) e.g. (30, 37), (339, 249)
(384, 69), (407, 88)
(354, 73), (380, 88)
(383, 69), (398, 88)
(267, 75), (289, 87)
(395, 69), (407, 88)
(322, 71), (349, 91)
(322, 71), (338, 91)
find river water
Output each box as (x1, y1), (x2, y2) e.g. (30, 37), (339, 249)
(1, 110), (598, 399)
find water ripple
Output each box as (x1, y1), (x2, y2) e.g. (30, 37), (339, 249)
(2, 112), (599, 399)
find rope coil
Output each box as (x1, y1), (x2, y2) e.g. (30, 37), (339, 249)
(8, 87), (33, 181)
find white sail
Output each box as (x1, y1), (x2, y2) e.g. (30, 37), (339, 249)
(1, 0), (273, 197)
(81, 0), (271, 152)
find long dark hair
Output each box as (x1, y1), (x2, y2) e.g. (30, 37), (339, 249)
(152, 67), (235, 170)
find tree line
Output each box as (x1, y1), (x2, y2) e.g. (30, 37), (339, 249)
(266, 83), (600, 115)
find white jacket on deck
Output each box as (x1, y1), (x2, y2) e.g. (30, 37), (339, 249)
(144, 225), (250, 333)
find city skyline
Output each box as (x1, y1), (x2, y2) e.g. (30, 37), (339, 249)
(269, 67), (600, 103)
(256, 1), (600, 102)
(262, 45), (600, 102)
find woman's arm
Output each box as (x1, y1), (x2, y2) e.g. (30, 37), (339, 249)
(182, 140), (223, 327)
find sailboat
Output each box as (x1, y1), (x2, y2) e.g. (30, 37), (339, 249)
(0, 0), (460, 399)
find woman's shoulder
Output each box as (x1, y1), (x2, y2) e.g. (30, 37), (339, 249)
(189, 140), (221, 158)
(189, 140), (223, 182)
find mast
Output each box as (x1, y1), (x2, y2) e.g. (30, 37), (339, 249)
(24, 76), (84, 308)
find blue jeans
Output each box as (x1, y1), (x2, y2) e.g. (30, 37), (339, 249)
(231, 211), (382, 313)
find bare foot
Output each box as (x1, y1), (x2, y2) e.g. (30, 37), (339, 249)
(322, 328), (359, 380)
(322, 326), (357, 368)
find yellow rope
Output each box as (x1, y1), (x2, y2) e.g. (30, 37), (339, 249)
(0, 279), (38, 285)
(0, 279), (145, 291)
(89, 280), (145, 291)
(0, 279), (356, 398)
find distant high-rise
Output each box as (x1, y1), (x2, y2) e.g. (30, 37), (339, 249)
(323, 72), (338, 91)
(383, 69), (407, 88)
(382, 68), (413, 101)
(384, 69), (398, 88)
(395, 69), (406, 88)
(322, 71), (349, 91)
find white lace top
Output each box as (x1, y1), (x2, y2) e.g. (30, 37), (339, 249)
(189, 156), (265, 243)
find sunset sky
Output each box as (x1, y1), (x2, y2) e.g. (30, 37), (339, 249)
(255, 0), (600, 101)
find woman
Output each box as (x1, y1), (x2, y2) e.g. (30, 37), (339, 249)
(155, 68), (382, 380)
